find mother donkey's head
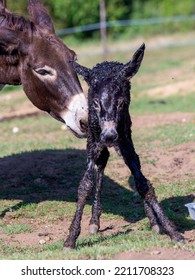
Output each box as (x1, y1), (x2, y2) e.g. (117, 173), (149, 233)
(0, 0), (87, 137)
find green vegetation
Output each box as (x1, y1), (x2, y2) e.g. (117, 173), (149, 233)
(0, 38), (194, 259)
(0, 173), (194, 259)
(6, 0), (195, 39)
(0, 223), (31, 235)
(130, 93), (195, 115)
(140, 123), (194, 147)
(0, 85), (22, 94)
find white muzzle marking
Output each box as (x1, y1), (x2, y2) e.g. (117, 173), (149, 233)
(61, 93), (88, 137)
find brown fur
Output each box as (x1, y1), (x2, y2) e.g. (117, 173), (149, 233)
(0, 0), (88, 136)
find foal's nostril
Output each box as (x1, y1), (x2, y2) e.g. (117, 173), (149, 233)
(106, 134), (117, 142)
(79, 119), (88, 132)
(101, 129), (118, 146)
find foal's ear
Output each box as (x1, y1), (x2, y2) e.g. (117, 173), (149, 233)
(120, 43), (145, 80)
(28, 0), (55, 34)
(74, 62), (92, 84)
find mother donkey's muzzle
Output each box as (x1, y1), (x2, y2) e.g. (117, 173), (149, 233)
(60, 92), (88, 138)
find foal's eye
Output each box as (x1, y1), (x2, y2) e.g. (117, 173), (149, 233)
(118, 99), (124, 109)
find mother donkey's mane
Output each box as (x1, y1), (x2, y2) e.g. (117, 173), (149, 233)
(0, 1), (59, 41)
(0, 0), (60, 82)
(0, 11), (34, 34)
(0, 8), (34, 79)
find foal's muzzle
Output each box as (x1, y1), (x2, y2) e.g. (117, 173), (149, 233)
(100, 122), (118, 147)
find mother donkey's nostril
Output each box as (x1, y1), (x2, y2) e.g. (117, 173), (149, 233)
(79, 119), (88, 132)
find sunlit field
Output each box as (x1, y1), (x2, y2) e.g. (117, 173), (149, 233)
(0, 36), (194, 259)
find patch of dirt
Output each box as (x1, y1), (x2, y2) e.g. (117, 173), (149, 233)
(0, 90), (42, 121)
(145, 78), (195, 97)
(0, 219), (67, 248)
(0, 105), (40, 121)
(0, 216), (129, 248)
(132, 112), (194, 128)
(109, 142), (195, 184)
(114, 244), (195, 260)
(1, 216), (194, 260)
(142, 142), (195, 182)
(0, 92), (194, 259)
(112, 228), (195, 260)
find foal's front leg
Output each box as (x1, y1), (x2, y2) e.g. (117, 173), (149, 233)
(119, 137), (184, 242)
(64, 159), (95, 249)
(89, 147), (110, 234)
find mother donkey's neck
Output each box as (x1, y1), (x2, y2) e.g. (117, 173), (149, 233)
(0, 6), (35, 86)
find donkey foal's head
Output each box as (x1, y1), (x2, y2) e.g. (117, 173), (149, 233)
(74, 43), (145, 146)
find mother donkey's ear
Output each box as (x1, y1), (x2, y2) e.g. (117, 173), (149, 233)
(28, 0), (55, 34)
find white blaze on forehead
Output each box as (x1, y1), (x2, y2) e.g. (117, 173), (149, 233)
(61, 93), (88, 137)
(102, 120), (116, 130)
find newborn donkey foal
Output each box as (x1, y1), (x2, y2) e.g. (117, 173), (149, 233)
(64, 44), (184, 249)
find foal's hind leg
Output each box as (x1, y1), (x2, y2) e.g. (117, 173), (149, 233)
(89, 147), (110, 234)
(119, 138), (184, 242)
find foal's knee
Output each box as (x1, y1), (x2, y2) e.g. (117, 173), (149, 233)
(78, 178), (93, 201)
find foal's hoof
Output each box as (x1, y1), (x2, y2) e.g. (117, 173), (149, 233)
(171, 233), (185, 244)
(63, 241), (75, 250)
(89, 224), (99, 234)
(151, 224), (162, 234)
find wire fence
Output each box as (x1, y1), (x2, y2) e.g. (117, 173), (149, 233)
(56, 14), (195, 36)
(56, 14), (195, 58)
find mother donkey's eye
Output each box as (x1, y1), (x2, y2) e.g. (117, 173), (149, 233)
(33, 66), (57, 80)
(35, 69), (52, 76)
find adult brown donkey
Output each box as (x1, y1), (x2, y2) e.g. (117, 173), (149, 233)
(0, 0), (88, 137)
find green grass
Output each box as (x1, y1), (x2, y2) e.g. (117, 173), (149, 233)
(133, 122), (195, 149)
(0, 85), (22, 94)
(0, 223), (31, 235)
(0, 41), (194, 259)
(0, 231), (177, 260)
(0, 115), (86, 157)
(130, 92), (195, 115)
(0, 113), (194, 259)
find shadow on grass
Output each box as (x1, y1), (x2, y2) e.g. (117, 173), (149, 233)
(161, 195), (195, 232)
(77, 228), (133, 249)
(0, 149), (194, 233)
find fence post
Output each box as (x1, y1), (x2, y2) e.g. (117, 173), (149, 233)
(100, 0), (108, 60)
